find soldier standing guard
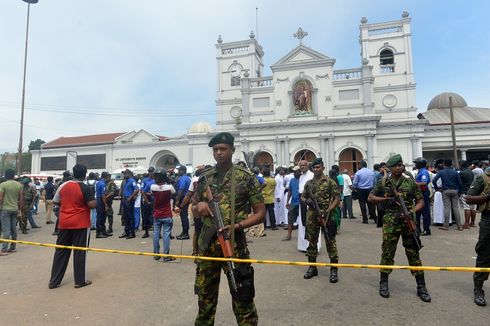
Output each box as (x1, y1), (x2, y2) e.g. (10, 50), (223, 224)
(301, 158), (341, 282)
(465, 166), (490, 306)
(103, 175), (118, 235)
(368, 154), (431, 302)
(193, 132), (265, 326)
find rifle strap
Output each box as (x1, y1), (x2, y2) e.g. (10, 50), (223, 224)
(230, 164), (236, 253)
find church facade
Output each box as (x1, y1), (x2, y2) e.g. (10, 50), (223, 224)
(30, 12), (490, 175)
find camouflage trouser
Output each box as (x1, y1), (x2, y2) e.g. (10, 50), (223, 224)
(17, 204), (30, 231)
(195, 234), (257, 326)
(305, 212), (338, 262)
(380, 215), (423, 276)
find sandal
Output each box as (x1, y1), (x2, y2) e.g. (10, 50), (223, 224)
(74, 280), (92, 288)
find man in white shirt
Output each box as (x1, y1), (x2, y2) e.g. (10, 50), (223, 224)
(341, 170), (354, 219)
(274, 167), (287, 226)
(298, 160), (314, 251)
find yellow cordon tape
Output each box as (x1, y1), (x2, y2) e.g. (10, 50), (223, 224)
(2, 238), (490, 272)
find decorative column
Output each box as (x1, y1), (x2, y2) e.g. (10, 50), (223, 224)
(460, 149), (467, 161)
(319, 136), (326, 159)
(361, 59), (374, 114)
(327, 135), (335, 169)
(275, 138), (281, 166)
(241, 73), (251, 123)
(284, 137), (290, 166)
(365, 134), (375, 168)
(410, 136), (419, 160)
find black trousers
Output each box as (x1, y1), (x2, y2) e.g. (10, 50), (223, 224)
(141, 201), (153, 231)
(123, 198), (135, 234)
(264, 203), (277, 227)
(96, 198), (106, 230)
(358, 188), (376, 223)
(474, 215), (490, 282)
(49, 228), (90, 286)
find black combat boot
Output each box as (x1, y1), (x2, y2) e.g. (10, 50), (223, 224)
(379, 272), (390, 298)
(304, 256), (318, 279)
(415, 274), (431, 302)
(474, 280), (486, 306)
(329, 267), (338, 283)
(142, 228), (149, 238)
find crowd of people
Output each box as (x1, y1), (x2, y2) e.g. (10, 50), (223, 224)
(1, 140), (490, 324)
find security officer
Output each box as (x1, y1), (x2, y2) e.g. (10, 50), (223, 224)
(103, 173), (118, 235)
(193, 132), (265, 326)
(413, 157), (432, 235)
(301, 158), (341, 283)
(368, 154), (431, 302)
(466, 166), (490, 306)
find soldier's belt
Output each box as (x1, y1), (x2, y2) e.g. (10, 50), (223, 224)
(2, 238), (490, 273)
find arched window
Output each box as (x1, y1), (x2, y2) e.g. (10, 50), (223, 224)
(338, 148), (363, 175)
(253, 151), (274, 170)
(380, 49), (394, 73)
(293, 150), (316, 165)
(155, 154), (179, 170)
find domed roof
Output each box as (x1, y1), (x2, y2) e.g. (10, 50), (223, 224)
(188, 121), (213, 134)
(427, 92), (468, 110)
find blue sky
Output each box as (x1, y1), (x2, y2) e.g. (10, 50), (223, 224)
(0, 0), (489, 152)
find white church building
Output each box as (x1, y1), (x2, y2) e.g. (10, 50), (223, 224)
(30, 12), (490, 175)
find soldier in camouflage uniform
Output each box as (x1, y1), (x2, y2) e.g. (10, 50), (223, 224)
(19, 178), (38, 234)
(193, 132), (265, 326)
(301, 157), (340, 283)
(368, 154), (431, 302)
(465, 166), (490, 306)
(103, 174), (118, 234)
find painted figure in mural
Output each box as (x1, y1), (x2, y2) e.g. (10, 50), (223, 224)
(294, 80), (312, 113)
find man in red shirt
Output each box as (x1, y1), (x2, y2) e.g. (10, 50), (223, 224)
(151, 169), (176, 262)
(48, 164), (96, 289)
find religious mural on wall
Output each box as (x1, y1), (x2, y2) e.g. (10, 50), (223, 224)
(293, 80), (312, 115)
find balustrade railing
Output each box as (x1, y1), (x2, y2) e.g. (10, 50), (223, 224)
(368, 26), (402, 36)
(250, 77), (273, 88)
(333, 69), (362, 80)
(222, 46), (249, 54)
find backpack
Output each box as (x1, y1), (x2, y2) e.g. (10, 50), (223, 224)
(87, 180), (96, 193)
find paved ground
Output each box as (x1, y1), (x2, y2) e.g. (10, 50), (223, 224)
(1, 202), (488, 325)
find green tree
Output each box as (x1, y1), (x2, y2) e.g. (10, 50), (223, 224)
(28, 138), (45, 151)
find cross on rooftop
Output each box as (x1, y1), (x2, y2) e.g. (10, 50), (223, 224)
(293, 27), (308, 44)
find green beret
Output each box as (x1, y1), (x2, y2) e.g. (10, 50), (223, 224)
(311, 157), (324, 166)
(208, 132), (234, 147)
(386, 154), (403, 167)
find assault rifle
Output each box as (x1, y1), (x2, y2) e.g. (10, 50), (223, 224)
(205, 187), (239, 292)
(307, 187), (331, 243)
(389, 181), (423, 251)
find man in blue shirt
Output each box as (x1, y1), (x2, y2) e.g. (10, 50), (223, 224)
(432, 159), (463, 230)
(119, 169), (139, 239)
(175, 166), (191, 240)
(284, 167), (301, 241)
(141, 167), (156, 238)
(413, 157), (432, 235)
(353, 160), (376, 224)
(44, 176), (56, 224)
(95, 172), (112, 238)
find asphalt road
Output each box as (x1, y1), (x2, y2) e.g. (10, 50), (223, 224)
(1, 203), (488, 325)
